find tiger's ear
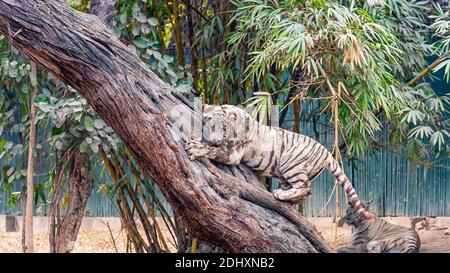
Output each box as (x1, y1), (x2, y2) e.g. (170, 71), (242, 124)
(228, 112), (237, 121)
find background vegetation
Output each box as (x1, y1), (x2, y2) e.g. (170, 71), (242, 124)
(0, 0), (449, 252)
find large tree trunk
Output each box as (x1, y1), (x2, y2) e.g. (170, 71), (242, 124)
(56, 148), (94, 253)
(0, 0), (334, 253)
(49, 147), (94, 253)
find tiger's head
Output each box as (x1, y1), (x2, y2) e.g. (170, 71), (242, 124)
(201, 104), (250, 145)
(338, 201), (374, 227)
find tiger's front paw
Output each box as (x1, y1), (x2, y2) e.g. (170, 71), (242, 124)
(273, 187), (312, 203)
(184, 138), (210, 160)
(273, 189), (284, 200)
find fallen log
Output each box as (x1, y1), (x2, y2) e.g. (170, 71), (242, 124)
(0, 0), (334, 253)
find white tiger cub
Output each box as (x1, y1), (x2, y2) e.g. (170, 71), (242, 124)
(337, 202), (421, 253)
(185, 104), (374, 220)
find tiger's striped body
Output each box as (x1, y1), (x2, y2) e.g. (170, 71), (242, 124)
(337, 204), (421, 253)
(185, 104), (373, 219)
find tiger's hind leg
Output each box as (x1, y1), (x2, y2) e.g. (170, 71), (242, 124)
(273, 170), (312, 203)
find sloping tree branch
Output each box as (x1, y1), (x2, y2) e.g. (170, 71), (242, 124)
(56, 146), (94, 253)
(408, 51), (450, 86)
(0, 0), (333, 253)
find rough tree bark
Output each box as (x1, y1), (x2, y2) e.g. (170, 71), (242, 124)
(0, 0), (334, 253)
(48, 0), (111, 253)
(49, 146), (94, 253)
(56, 148), (94, 252)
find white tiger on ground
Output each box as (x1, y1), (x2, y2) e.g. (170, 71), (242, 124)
(184, 104), (374, 219)
(337, 202), (421, 253)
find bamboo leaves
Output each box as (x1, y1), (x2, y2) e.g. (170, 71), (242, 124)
(245, 92), (274, 125)
(428, 4), (450, 82)
(225, 0), (448, 160)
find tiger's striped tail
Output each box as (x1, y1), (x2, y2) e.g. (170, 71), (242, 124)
(327, 154), (374, 219)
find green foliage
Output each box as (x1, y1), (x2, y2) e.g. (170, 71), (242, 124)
(400, 85), (450, 156)
(6, 191), (20, 209)
(0, 35), (33, 208)
(431, 3), (450, 81)
(69, 0), (90, 12)
(245, 92), (274, 125)
(35, 87), (119, 155)
(114, 0), (191, 86)
(222, 0), (448, 161)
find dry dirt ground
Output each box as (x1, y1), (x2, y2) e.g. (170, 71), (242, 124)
(0, 216), (178, 253)
(311, 219), (450, 253)
(0, 217), (449, 253)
